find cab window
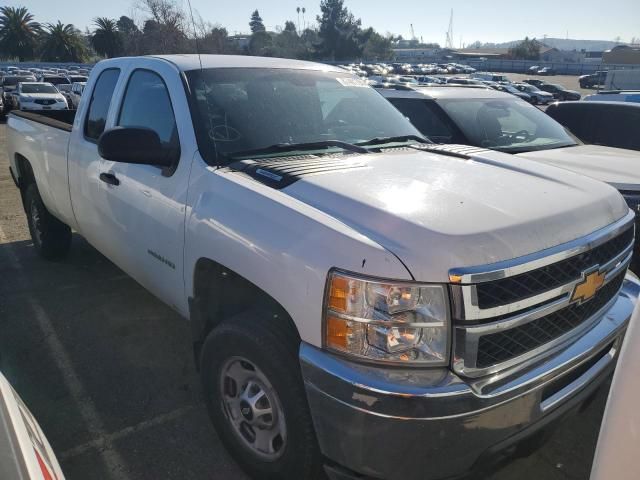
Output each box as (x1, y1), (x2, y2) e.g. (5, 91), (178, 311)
(84, 68), (120, 141)
(117, 69), (179, 153)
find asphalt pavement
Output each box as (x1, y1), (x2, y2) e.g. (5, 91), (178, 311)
(0, 119), (608, 480)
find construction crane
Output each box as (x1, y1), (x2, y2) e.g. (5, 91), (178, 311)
(445, 9), (454, 49)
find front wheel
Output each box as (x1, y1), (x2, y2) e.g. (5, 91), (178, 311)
(200, 312), (323, 479)
(25, 184), (72, 260)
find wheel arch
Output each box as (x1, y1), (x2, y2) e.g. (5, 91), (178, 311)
(189, 257), (301, 367)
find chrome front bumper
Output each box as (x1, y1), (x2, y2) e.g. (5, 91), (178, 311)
(300, 273), (640, 480)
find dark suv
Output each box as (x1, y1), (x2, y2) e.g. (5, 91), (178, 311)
(546, 101), (640, 151)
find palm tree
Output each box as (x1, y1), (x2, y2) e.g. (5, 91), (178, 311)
(91, 17), (123, 58)
(40, 22), (87, 62)
(0, 6), (40, 61)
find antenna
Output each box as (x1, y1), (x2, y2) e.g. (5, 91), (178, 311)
(185, 0), (203, 71)
(445, 9), (454, 49)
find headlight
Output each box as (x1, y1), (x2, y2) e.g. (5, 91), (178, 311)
(323, 270), (450, 366)
(20, 96), (33, 103)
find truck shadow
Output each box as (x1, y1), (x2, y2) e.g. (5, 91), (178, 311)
(0, 234), (249, 479)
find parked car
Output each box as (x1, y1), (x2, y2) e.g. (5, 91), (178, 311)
(7, 55), (639, 480)
(579, 71), (608, 89)
(66, 75), (88, 84)
(56, 83), (73, 107)
(68, 82), (86, 109)
(590, 292), (640, 480)
(493, 83), (532, 102)
(528, 65), (541, 74)
(1, 75), (36, 109)
(381, 86), (640, 270)
(513, 83), (555, 104)
(522, 78), (547, 87)
(0, 371), (66, 480)
(446, 77), (484, 85)
(36, 75), (71, 88)
(537, 66), (555, 75)
(546, 101), (640, 152)
(536, 82), (581, 100)
(584, 90), (640, 103)
(472, 72), (510, 82)
(14, 82), (68, 111)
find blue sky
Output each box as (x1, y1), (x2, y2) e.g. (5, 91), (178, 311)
(23, 0), (640, 45)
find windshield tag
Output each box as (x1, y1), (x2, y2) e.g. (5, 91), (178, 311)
(256, 169), (283, 182)
(336, 77), (369, 88)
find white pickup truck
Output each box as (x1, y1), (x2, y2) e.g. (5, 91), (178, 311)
(6, 55), (640, 480)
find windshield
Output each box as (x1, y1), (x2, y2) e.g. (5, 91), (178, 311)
(185, 68), (420, 162)
(21, 83), (58, 94)
(438, 98), (578, 153)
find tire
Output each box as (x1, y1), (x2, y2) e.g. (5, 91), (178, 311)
(200, 311), (323, 480)
(24, 184), (72, 260)
(531, 96), (538, 105)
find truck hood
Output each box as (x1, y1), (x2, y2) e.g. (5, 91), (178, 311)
(282, 148), (628, 282)
(516, 145), (640, 191)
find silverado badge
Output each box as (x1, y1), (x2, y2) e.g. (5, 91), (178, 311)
(571, 270), (606, 304)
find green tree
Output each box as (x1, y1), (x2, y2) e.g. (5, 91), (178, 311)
(91, 17), (123, 58)
(0, 6), (40, 61)
(284, 20), (297, 34)
(117, 15), (141, 55)
(201, 26), (229, 54)
(508, 37), (541, 60)
(39, 21), (87, 62)
(249, 10), (265, 33)
(249, 30), (273, 56)
(316, 0), (362, 60)
(360, 28), (392, 60)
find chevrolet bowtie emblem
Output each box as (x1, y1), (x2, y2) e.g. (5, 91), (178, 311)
(571, 270), (606, 304)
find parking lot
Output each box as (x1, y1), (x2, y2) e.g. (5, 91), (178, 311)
(0, 118), (612, 480)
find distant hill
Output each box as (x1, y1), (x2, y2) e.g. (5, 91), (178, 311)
(477, 38), (627, 52)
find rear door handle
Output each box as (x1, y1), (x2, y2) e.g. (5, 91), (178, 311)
(99, 172), (120, 186)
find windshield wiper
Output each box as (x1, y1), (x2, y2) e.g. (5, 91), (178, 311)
(227, 140), (369, 161)
(356, 135), (432, 147)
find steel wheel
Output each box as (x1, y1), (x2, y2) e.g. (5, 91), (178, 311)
(219, 356), (287, 460)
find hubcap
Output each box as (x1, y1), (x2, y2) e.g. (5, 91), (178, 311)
(219, 357), (286, 460)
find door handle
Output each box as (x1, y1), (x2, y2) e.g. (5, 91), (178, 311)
(99, 172), (120, 186)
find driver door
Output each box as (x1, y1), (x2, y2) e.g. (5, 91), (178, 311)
(96, 63), (193, 314)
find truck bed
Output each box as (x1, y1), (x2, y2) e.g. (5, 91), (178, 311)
(9, 110), (76, 132)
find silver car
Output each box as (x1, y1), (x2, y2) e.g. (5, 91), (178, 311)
(514, 83), (555, 105)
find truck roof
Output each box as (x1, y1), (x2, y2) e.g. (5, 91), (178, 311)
(146, 54), (345, 73)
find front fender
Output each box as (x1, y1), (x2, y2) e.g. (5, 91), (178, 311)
(183, 155), (412, 346)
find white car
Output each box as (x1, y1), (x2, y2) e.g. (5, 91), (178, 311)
(68, 82), (86, 109)
(15, 82), (67, 111)
(0, 372), (65, 480)
(590, 275), (640, 480)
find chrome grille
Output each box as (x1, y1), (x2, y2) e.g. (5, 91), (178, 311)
(451, 212), (635, 378)
(475, 227), (634, 309)
(476, 270), (626, 368)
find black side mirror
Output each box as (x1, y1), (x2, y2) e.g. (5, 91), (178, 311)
(98, 127), (176, 166)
